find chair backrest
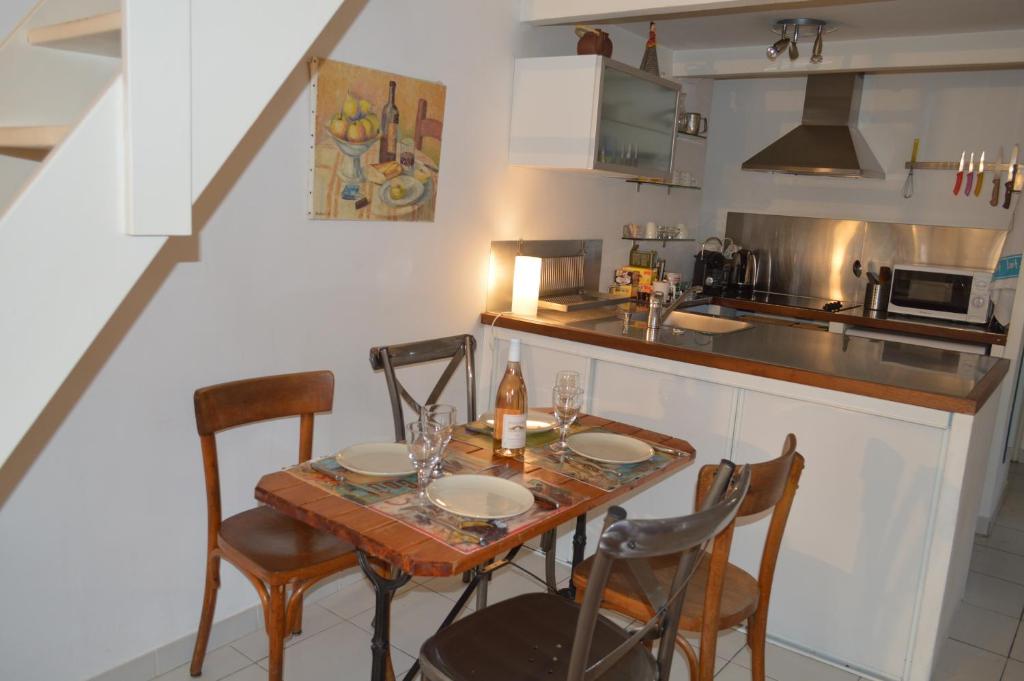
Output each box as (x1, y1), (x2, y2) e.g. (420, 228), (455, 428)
(692, 433), (804, 668)
(568, 462), (751, 681)
(369, 334), (476, 442)
(414, 98), (443, 151)
(193, 371), (335, 549)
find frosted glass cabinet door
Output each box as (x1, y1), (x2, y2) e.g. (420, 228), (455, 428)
(595, 62), (678, 178)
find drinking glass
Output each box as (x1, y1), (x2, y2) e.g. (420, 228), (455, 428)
(550, 386), (583, 452)
(555, 370), (582, 392)
(422, 403), (457, 477)
(407, 421), (441, 507)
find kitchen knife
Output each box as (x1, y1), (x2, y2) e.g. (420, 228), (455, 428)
(1006, 145), (1020, 209)
(964, 152), (975, 196)
(953, 151), (965, 195)
(974, 151), (985, 197)
(991, 147), (1004, 206)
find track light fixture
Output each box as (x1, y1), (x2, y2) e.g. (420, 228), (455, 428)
(767, 19), (832, 64)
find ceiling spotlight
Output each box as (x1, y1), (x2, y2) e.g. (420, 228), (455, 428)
(810, 25), (825, 64)
(767, 19), (831, 64)
(767, 25), (790, 60)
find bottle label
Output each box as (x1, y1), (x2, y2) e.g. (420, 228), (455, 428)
(501, 412), (527, 449)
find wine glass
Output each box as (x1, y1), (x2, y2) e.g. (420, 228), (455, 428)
(555, 370), (581, 392)
(549, 385), (583, 452)
(406, 421), (441, 507)
(422, 403), (457, 477)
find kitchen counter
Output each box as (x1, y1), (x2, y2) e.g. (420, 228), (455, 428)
(478, 308), (1007, 681)
(480, 309), (1008, 414)
(711, 291), (1007, 346)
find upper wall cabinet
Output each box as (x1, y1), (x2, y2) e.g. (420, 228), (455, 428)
(509, 56), (681, 181)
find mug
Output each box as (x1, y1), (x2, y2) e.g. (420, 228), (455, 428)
(644, 221), (659, 239)
(681, 112), (708, 136)
(653, 280), (673, 301)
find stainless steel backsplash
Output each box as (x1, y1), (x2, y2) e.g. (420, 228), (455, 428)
(724, 212), (1007, 303)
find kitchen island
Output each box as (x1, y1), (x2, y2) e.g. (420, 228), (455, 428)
(478, 308), (1009, 681)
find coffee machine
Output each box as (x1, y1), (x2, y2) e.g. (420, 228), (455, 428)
(693, 250), (728, 292)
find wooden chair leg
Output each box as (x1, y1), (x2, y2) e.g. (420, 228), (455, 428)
(267, 585), (287, 681)
(747, 614), (767, 681)
(189, 554), (221, 677)
(288, 586), (305, 636)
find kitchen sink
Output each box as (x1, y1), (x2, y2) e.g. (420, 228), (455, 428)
(662, 310), (753, 335)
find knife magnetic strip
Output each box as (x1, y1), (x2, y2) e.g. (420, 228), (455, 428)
(538, 254), (585, 296)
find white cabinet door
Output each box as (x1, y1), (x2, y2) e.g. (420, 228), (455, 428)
(731, 390), (945, 680)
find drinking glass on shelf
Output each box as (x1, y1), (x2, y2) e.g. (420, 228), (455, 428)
(550, 386), (583, 452)
(407, 421), (441, 507)
(422, 403), (457, 477)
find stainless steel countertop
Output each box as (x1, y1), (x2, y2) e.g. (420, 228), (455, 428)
(481, 309), (1009, 413)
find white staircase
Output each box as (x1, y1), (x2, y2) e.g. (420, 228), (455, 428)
(0, 0), (346, 469)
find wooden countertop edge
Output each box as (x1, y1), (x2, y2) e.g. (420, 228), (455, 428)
(713, 297), (1007, 346)
(480, 312), (1005, 415)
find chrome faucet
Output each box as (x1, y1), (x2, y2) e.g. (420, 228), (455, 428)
(646, 286), (706, 332)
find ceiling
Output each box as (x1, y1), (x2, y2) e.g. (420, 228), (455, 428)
(613, 0), (1024, 50)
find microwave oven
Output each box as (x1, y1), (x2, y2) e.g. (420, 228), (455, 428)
(887, 264), (992, 324)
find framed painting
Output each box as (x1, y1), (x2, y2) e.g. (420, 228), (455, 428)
(309, 58), (446, 222)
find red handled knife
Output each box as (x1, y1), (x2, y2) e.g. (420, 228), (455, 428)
(953, 151), (965, 195)
(975, 151), (985, 197)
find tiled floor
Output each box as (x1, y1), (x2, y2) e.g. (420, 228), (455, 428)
(157, 465), (1024, 681)
(936, 463), (1024, 681)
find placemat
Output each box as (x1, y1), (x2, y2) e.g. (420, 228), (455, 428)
(369, 466), (584, 553)
(453, 420), (591, 451)
(523, 430), (681, 492)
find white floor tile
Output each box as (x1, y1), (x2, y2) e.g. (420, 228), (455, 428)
(713, 660), (779, 680)
(349, 583), (471, 658)
(996, 505), (1024, 532)
(230, 603), (342, 662)
(978, 524), (1024, 557)
(219, 664), (266, 681)
(949, 601), (1019, 656)
(255, 618), (413, 679)
(1004, 658), (1024, 681)
(1011, 621), (1024, 662)
(678, 628), (748, 673)
(318, 577), (381, 620)
(965, 571), (1024, 618)
(932, 638), (1006, 681)
(972, 546), (1024, 586)
(154, 644), (251, 681)
(731, 641), (858, 681)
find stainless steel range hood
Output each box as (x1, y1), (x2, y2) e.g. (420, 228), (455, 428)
(741, 73), (884, 179)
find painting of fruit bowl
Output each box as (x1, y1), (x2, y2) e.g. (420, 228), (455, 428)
(309, 58), (446, 222)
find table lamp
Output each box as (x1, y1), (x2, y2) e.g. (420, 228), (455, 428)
(511, 255), (542, 316)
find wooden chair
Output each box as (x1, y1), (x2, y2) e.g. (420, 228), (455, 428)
(573, 435), (804, 681)
(189, 371), (358, 681)
(369, 334), (477, 442)
(414, 98), (443, 151)
(418, 462), (750, 681)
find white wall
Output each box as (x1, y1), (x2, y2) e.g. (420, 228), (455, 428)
(0, 2), (701, 680)
(699, 69), (1024, 236)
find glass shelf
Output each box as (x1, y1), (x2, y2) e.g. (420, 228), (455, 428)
(676, 131), (707, 141)
(622, 236), (695, 246)
(625, 178), (702, 193)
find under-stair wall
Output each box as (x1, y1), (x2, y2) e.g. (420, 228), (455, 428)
(0, 0), (347, 474)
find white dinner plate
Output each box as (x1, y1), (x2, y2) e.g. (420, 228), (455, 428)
(336, 442), (415, 477)
(566, 432), (653, 464)
(426, 475), (534, 519)
(480, 411), (557, 433)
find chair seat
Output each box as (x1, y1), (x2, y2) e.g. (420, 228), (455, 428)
(419, 593), (657, 681)
(574, 552), (760, 631)
(218, 505), (355, 579)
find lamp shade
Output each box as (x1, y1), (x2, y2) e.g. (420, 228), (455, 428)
(511, 255), (542, 316)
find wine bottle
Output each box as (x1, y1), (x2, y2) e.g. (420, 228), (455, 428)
(379, 80), (400, 163)
(492, 339), (528, 458)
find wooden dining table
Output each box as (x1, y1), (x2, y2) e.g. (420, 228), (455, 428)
(255, 413), (696, 681)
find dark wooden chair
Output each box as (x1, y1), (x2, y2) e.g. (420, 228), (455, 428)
(418, 462), (751, 681)
(369, 334), (477, 442)
(414, 97), (443, 151)
(573, 435), (804, 681)
(189, 371), (358, 681)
